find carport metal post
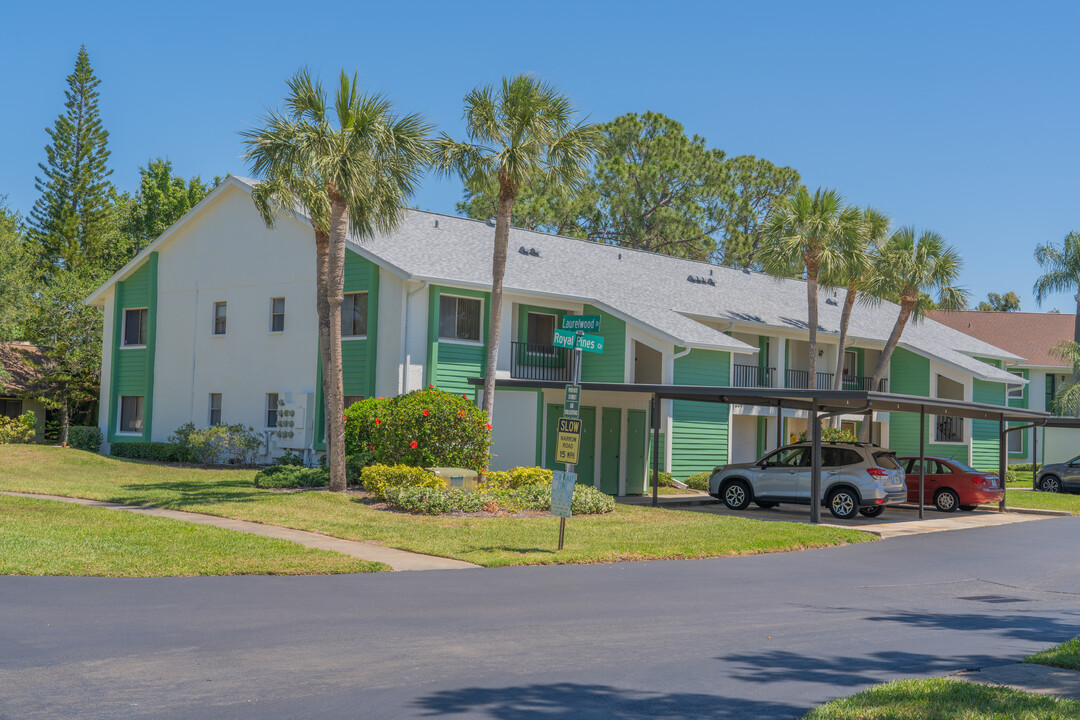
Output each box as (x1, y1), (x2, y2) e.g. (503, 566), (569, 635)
(1033, 425), (1039, 490)
(999, 416), (1007, 512)
(776, 401), (783, 450)
(651, 394), (660, 507)
(810, 402), (821, 524)
(918, 406), (925, 520)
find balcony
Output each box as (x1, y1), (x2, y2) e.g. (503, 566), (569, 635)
(785, 369), (887, 392)
(732, 364), (776, 388)
(510, 342), (571, 382)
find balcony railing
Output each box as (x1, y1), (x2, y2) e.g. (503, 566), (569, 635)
(732, 364), (776, 388)
(786, 369), (887, 392)
(510, 342), (571, 381)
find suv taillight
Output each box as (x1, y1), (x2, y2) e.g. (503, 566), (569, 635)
(866, 467), (887, 479)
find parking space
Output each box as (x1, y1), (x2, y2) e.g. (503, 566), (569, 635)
(679, 499), (1056, 539)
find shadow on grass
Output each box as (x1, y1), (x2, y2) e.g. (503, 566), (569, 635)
(117, 479), (266, 509)
(413, 682), (804, 719)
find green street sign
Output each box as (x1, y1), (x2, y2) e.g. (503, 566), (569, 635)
(553, 329), (577, 348)
(563, 384), (580, 417)
(562, 315), (601, 332)
(576, 333), (605, 354)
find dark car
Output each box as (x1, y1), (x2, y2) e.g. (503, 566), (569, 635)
(1035, 455), (1080, 493)
(897, 456), (1002, 512)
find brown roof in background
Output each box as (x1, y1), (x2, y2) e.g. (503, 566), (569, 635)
(927, 311), (1077, 368)
(0, 343), (47, 396)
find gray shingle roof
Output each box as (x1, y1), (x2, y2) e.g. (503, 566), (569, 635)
(230, 178), (1022, 384)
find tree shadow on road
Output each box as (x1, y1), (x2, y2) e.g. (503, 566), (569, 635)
(413, 682), (804, 719)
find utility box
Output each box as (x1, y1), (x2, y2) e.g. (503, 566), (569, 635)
(426, 467), (479, 491)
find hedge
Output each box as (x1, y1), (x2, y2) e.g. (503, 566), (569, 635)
(110, 441), (184, 462)
(253, 465), (329, 489)
(67, 426), (103, 453)
(684, 472), (711, 491)
(481, 466), (553, 489)
(379, 479), (615, 516)
(359, 464), (444, 500)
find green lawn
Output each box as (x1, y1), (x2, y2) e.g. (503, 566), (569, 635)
(1025, 637), (1080, 671)
(1005, 489), (1080, 515)
(0, 446), (873, 567)
(803, 678), (1080, 719)
(0, 494), (387, 576)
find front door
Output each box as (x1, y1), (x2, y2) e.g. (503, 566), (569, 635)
(600, 408), (621, 495)
(626, 410), (647, 495)
(545, 403), (596, 487)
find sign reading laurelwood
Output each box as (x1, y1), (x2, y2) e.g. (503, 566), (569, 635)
(555, 417), (582, 464)
(562, 315), (601, 332)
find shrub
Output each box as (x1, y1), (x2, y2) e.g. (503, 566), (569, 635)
(253, 464), (329, 489)
(168, 422), (198, 463)
(684, 472), (711, 491)
(110, 441), (183, 462)
(480, 466), (553, 490)
(381, 486), (486, 515)
(277, 450), (304, 466)
(67, 425), (103, 453)
(345, 387), (491, 473)
(360, 464), (444, 500)
(651, 471), (676, 488)
(346, 453), (370, 485)
(188, 424), (263, 465)
(796, 427), (858, 443)
(0, 411), (36, 444)
(378, 479), (616, 516)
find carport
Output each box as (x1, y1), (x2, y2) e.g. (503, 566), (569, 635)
(484, 379), (1057, 523)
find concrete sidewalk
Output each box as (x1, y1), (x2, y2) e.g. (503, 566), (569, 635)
(954, 663), (1080, 701)
(2, 491), (480, 572)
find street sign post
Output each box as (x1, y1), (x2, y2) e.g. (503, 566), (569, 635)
(555, 417), (581, 464)
(563, 384), (580, 418)
(551, 470), (575, 519)
(562, 315), (601, 332)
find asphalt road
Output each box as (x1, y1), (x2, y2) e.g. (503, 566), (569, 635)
(3, 516), (1080, 719)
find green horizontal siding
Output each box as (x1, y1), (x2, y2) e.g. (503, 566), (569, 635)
(580, 305), (625, 382)
(108, 253), (157, 443)
(427, 285), (490, 403)
(971, 358), (1005, 471)
(887, 347), (967, 463)
(671, 348), (729, 479)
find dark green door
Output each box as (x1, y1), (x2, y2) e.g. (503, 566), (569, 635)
(600, 408), (621, 495)
(626, 409), (647, 495)
(545, 404), (596, 486)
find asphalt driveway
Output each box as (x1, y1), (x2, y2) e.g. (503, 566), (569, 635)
(3, 517), (1080, 719)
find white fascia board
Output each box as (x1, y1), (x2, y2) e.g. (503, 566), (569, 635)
(899, 343), (1027, 385)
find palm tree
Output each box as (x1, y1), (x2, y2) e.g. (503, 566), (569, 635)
(432, 75), (599, 424)
(860, 227), (969, 439)
(243, 70), (431, 491)
(760, 187), (860, 389)
(1033, 231), (1080, 390)
(1048, 341), (1080, 416)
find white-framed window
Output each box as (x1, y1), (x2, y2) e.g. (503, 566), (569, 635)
(439, 294), (481, 342)
(118, 395), (144, 434)
(1007, 371), (1024, 400)
(842, 350), (857, 380)
(122, 308), (148, 347)
(212, 301), (227, 336)
(343, 395), (364, 410)
(270, 297), (285, 333)
(342, 292), (368, 338)
(1008, 426), (1023, 454)
(266, 393), (279, 429)
(933, 374), (965, 443)
(208, 393), (222, 425)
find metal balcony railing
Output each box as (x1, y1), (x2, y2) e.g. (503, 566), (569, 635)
(510, 342), (571, 381)
(732, 364), (776, 388)
(785, 369), (833, 390)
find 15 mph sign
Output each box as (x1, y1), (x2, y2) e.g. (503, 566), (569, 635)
(555, 417), (582, 464)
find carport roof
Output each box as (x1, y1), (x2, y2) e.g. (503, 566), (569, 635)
(482, 378), (1063, 423)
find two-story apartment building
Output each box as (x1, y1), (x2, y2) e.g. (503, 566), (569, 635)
(86, 177), (1025, 493)
(930, 310), (1077, 464)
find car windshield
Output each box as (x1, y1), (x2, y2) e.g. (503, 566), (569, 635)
(873, 452), (901, 470)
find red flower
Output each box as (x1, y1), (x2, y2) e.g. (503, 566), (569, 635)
(410, 441), (419, 449)
(375, 417), (381, 425)
(428, 384), (434, 388)
(485, 423), (492, 430)
(369, 445), (375, 450)
(422, 409), (430, 416)
(458, 410), (466, 418)
(462, 394), (467, 399)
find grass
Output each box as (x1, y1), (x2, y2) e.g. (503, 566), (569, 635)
(0, 446), (873, 568)
(0, 494), (387, 576)
(803, 677), (1080, 719)
(1004, 489), (1080, 515)
(1025, 637), (1080, 671)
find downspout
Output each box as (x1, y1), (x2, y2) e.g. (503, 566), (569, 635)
(189, 282), (200, 422)
(666, 346), (694, 475)
(401, 280), (428, 394)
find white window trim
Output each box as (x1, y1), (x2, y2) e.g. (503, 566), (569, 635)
(341, 334), (368, 341)
(116, 395), (145, 436)
(212, 301), (227, 337)
(438, 294), (484, 343)
(341, 291), (369, 339)
(208, 393), (223, 426)
(120, 307), (149, 349)
(929, 370), (969, 445)
(265, 393), (279, 429)
(269, 298), (285, 334)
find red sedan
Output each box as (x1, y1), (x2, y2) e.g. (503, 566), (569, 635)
(898, 456), (1003, 512)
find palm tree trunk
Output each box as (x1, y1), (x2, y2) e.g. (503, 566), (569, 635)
(830, 285), (857, 427)
(325, 201), (348, 492)
(482, 186), (515, 424)
(1073, 293), (1080, 416)
(859, 300), (914, 441)
(314, 229), (333, 468)
(806, 269), (818, 386)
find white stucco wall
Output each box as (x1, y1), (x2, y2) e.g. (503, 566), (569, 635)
(488, 390), (539, 471)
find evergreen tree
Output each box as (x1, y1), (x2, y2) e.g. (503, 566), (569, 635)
(29, 45), (113, 271)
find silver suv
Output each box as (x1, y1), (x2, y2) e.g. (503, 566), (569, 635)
(708, 442), (907, 519)
(1035, 454), (1080, 493)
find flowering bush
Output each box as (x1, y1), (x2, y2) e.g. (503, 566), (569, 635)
(378, 477), (616, 516)
(345, 387), (491, 472)
(796, 426), (858, 443)
(480, 466), (553, 489)
(360, 463), (445, 500)
(0, 411), (36, 444)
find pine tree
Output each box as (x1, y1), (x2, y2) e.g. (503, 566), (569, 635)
(29, 45), (113, 271)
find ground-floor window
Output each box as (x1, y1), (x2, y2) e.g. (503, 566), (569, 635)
(0, 398), (23, 419)
(266, 393), (280, 428)
(1008, 426), (1024, 454)
(119, 395), (144, 434)
(208, 393), (222, 425)
(935, 416), (963, 443)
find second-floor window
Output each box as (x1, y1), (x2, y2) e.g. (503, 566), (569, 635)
(342, 292), (368, 337)
(123, 308), (148, 347)
(270, 298), (285, 332)
(213, 302), (227, 335)
(1007, 371), (1024, 400)
(526, 312), (555, 347)
(208, 393), (222, 425)
(439, 295), (481, 342)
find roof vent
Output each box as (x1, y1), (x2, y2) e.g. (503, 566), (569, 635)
(486, 217), (497, 227)
(687, 275), (716, 286)
(434, 219), (439, 229)
(742, 268), (751, 274)
(529, 248), (540, 257)
(825, 297), (838, 306)
(518, 246), (541, 257)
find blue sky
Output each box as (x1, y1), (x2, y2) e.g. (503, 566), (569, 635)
(3, 0), (1078, 311)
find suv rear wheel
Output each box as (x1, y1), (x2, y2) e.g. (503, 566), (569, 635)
(721, 480), (752, 510)
(858, 505), (885, 518)
(828, 487), (859, 520)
